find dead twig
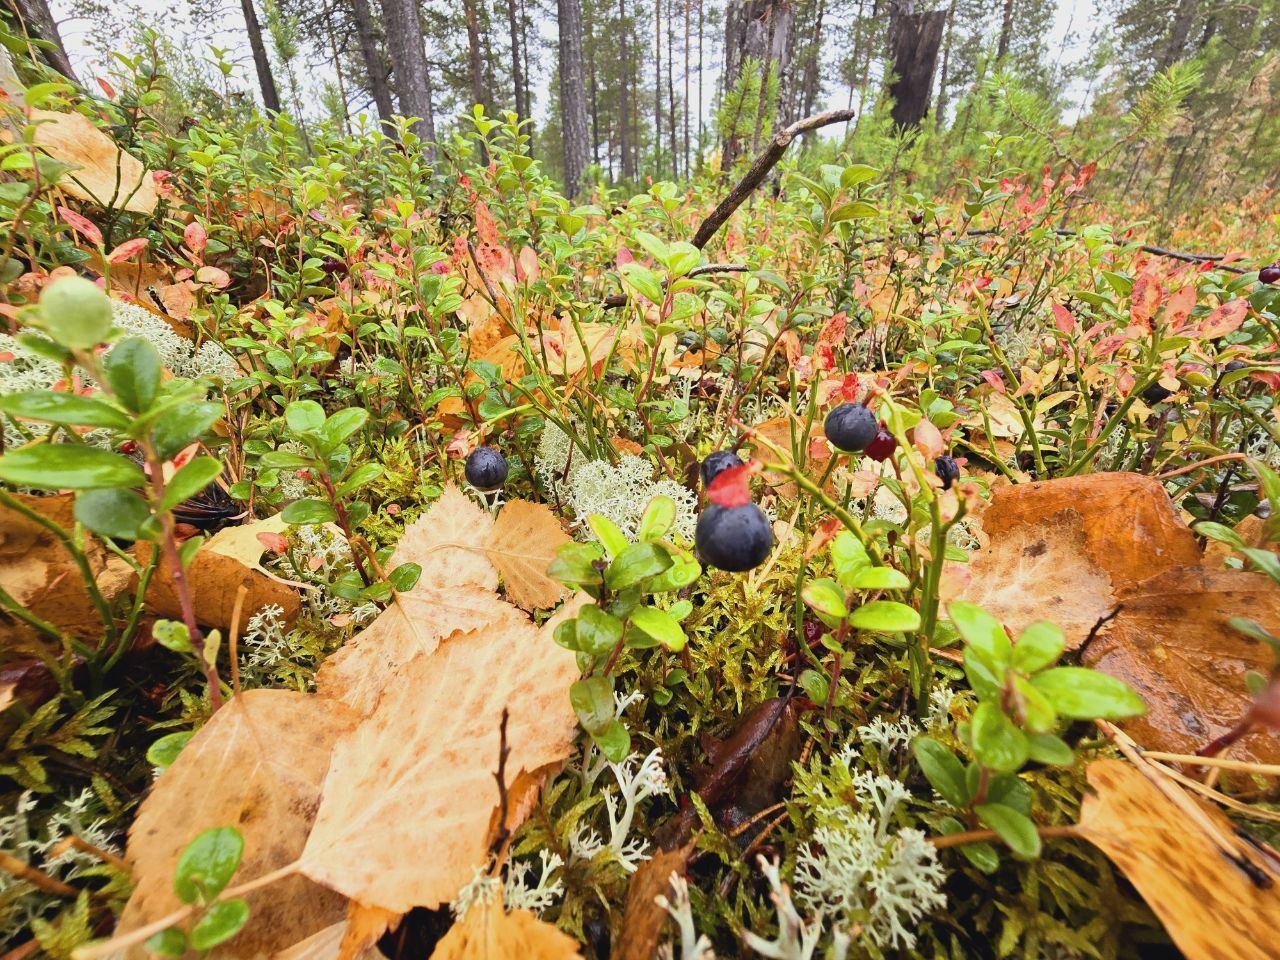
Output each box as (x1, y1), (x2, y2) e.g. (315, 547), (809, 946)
(692, 109), (857, 249)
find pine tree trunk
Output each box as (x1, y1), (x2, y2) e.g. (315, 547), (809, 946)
(558, 0), (591, 195)
(886, 6), (946, 126)
(667, 0), (677, 177)
(4, 0), (78, 82)
(934, 0), (956, 120)
(996, 0), (1014, 60)
(619, 0), (631, 178)
(381, 0), (436, 151)
(350, 0), (395, 131)
(464, 0), (487, 111)
(683, 0), (691, 175)
(240, 0), (282, 111)
(589, 24), (600, 167)
(507, 0), (526, 117)
(1159, 0), (1197, 69)
(655, 0), (662, 176)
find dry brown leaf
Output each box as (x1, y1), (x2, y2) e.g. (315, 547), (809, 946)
(944, 473), (1201, 649)
(0, 493), (107, 646)
(1203, 513), (1277, 569)
(750, 415), (833, 498)
(941, 513), (1116, 650)
(315, 587), (531, 717)
(299, 605), (580, 913)
(428, 902), (582, 960)
(272, 920), (387, 960)
(484, 500), (570, 611)
(1081, 567), (1280, 763)
(614, 843), (694, 960)
(24, 109), (158, 213)
(117, 690), (353, 959)
(1077, 759), (1280, 960)
(391, 486), (498, 593)
(140, 517), (301, 633)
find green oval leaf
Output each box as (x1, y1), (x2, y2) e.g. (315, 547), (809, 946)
(1030, 667), (1146, 720)
(0, 391), (130, 429)
(849, 600), (921, 633)
(974, 802), (1041, 859)
(913, 737), (969, 808)
(629, 605), (687, 651)
(189, 898), (250, 950)
(75, 488), (151, 539)
(160, 457), (223, 512)
(281, 499), (338, 525)
(174, 827), (244, 904)
(105, 336), (162, 413)
(147, 731), (195, 769)
(0, 444), (145, 490)
(970, 701), (1029, 773)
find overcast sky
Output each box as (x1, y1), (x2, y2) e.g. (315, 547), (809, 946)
(48, 0), (1098, 131)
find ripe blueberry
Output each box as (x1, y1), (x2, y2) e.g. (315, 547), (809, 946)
(1140, 383), (1174, 405)
(701, 450), (744, 487)
(934, 455), (960, 489)
(464, 446), (508, 491)
(695, 503), (773, 572)
(824, 403), (878, 453)
(1260, 264), (1280, 285)
(864, 427), (897, 462)
(1224, 360), (1248, 374)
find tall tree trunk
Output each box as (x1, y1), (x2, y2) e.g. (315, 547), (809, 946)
(239, 0), (282, 111)
(558, 0), (591, 195)
(350, 0), (396, 131)
(655, 0), (662, 176)
(463, 0), (487, 111)
(321, 0), (350, 134)
(589, 24), (600, 167)
(381, 0), (436, 151)
(1159, 0), (1197, 69)
(801, 0), (825, 118)
(996, 0), (1014, 60)
(668, 0), (677, 177)
(507, 0), (526, 117)
(619, 0), (631, 178)
(697, 0), (704, 170)
(4, 0), (78, 82)
(934, 0), (956, 120)
(887, 6), (946, 126)
(683, 0), (691, 176)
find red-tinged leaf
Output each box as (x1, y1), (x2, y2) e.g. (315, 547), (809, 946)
(516, 245), (539, 283)
(474, 201), (501, 247)
(196, 265), (231, 288)
(1130, 271), (1162, 329)
(1198, 298), (1248, 339)
(817, 311), (847, 347)
(1050, 302), (1075, 334)
(914, 419), (944, 459)
(1163, 284), (1196, 330)
(707, 461), (760, 508)
(257, 531), (289, 553)
(616, 246), (634, 267)
(57, 206), (102, 246)
(96, 77), (117, 99)
(980, 370), (1006, 393)
(184, 220), (208, 254)
(1251, 371), (1280, 390)
(106, 237), (148, 264)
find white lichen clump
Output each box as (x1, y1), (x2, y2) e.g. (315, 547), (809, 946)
(570, 748), (668, 873)
(535, 420), (697, 543)
(451, 850), (565, 920)
(793, 771), (946, 951)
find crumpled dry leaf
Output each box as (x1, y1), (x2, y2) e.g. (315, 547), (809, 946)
(943, 473), (1201, 649)
(299, 603), (581, 912)
(315, 586), (531, 717)
(1, 493), (107, 646)
(614, 844), (695, 960)
(484, 500), (570, 611)
(429, 902), (582, 960)
(271, 921), (386, 960)
(140, 516), (302, 632)
(750, 416), (832, 498)
(117, 690), (354, 959)
(391, 486), (498, 593)
(1081, 567), (1280, 763)
(23, 109), (159, 213)
(1077, 759), (1280, 960)
(1203, 513), (1277, 570)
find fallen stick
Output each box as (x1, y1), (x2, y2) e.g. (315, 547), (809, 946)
(691, 109), (857, 250)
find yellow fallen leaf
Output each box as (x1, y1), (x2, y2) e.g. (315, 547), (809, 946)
(298, 602), (581, 912)
(484, 500), (570, 611)
(1077, 760), (1280, 960)
(116, 690), (354, 959)
(429, 901), (581, 960)
(24, 109), (159, 213)
(391, 485), (498, 593)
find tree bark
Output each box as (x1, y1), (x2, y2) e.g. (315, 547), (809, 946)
(239, 0), (282, 112)
(464, 0), (487, 111)
(618, 0), (632, 178)
(655, 0), (662, 176)
(558, 0), (591, 195)
(507, 0), (527, 117)
(1159, 0), (1197, 69)
(3, 0), (78, 82)
(934, 0), (956, 120)
(381, 0), (436, 150)
(886, 7), (946, 127)
(349, 0), (396, 131)
(996, 0), (1014, 60)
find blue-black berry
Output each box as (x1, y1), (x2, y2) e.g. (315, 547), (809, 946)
(700, 450), (744, 488)
(1260, 263), (1280, 285)
(464, 446), (508, 491)
(934, 455), (961, 489)
(824, 403), (878, 453)
(695, 503), (773, 572)
(1140, 383), (1174, 405)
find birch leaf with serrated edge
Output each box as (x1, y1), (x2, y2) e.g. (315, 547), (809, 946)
(390, 485), (497, 592)
(483, 500), (571, 611)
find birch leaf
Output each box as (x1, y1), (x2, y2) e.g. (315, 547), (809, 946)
(483, 500), (570, 611)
